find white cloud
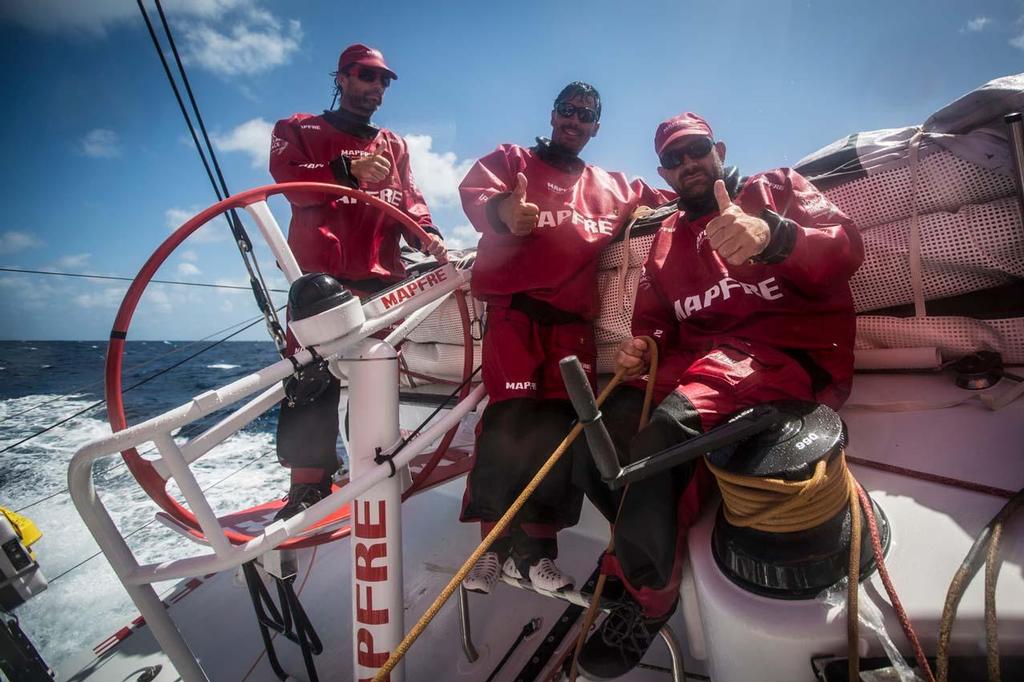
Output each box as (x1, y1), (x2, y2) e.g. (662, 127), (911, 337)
(213, 118), (273, 168)
(405, 134), (474, 208)
(0, 0), (245, 37)
(0, 230), (44, 255)
(1, 2), (301, 79)
(177, 262), (201, 276)
(181, 11), (302, 76)
(1012, 30), (1024, 51)
(166, 206), (227, 243)
(444, 223), (479, 250)
(56, 254), (92, 270)
(180, 250), (199, 262)
(963, 17), (990, 32)
(80, 129), (120, 158)
(74, 288), (124, 310)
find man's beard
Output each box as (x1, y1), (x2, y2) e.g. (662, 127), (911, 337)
(675, 162), (724, 217)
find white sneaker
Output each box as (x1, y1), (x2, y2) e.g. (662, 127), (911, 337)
(502, 556), (525, 581)
(463, 552), (502, 594)
(503, 556), (574, 592)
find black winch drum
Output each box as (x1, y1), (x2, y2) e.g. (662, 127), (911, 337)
(709, 401), (891, 599)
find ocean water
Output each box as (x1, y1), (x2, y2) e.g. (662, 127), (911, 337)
(0, 340), (318, 673)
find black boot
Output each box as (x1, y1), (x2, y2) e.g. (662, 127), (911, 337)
(273, 479), (332, 521)
(577, 597), (675, 679)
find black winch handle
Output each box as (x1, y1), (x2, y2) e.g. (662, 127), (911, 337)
(612, 404), (782, 488)
(559, 356), (621, 483)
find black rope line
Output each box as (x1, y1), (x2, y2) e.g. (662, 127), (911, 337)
(150, 0), (288, 352)
(47, 447), (275, 585)
(0, 307), (282, 456)
(153, 0), (234, 209)
(387, 365), (481, 460)
(0, 267), (288, 293)
(138, 0), (286, 352)
(136, 0), (229, 216)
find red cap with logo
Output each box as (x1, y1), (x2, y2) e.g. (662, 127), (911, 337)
(654, 112), (713, 156)
(337, 43), (398, 80)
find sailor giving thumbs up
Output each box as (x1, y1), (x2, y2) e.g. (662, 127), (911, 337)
(349, 138), (391, 184)
(497, 172), (540, 236)
(704, 179), (770, 265)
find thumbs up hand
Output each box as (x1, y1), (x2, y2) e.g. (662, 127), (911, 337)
(349, 139), (391, 184)
(497, 172), (540, 236)
(704, 179), (770, 265)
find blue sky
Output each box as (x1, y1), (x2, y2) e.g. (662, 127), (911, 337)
(0, 0), (1021, 340)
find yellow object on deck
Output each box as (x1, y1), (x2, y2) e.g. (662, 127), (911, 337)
(1, 506), (43, 548)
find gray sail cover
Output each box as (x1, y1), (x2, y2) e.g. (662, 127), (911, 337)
(793, 74), (1024, 363)
(795, 73), (1024, 192)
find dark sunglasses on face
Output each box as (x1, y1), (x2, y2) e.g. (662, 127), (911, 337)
(659, 137), (715, 169)
(355, 68), (392, 88)
(555, 101), (599, 124)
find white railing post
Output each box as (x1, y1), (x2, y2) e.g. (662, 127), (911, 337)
(347, 340), (405, 682)
(68, 451), (210, 682)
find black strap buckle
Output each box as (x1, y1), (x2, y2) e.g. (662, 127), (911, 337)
(374, 446), (397, 477)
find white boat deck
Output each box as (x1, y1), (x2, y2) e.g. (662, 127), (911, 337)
(61, 371), (1024, 681)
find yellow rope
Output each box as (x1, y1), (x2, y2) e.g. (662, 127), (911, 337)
(707, 453), (854, 532)
(372, 368), (629, 681)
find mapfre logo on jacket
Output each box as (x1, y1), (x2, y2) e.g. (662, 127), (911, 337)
(673, 276), (783, 320)
(536, 208), (616, 235)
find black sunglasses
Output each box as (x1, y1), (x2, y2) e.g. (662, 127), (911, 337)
(555, 101), (599, 124)
(355, 68), (392, 88)
(659, 137), (715, 169)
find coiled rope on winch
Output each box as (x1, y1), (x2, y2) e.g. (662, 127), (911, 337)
(708, 453), (856, 532)
(706, 443), (943, 682)
(707, 451), (867, 682)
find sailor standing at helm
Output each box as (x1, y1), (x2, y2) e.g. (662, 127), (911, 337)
(457, 82), (668, 594)
(268, 44), (447, 519)
(575, 112), (864, 679)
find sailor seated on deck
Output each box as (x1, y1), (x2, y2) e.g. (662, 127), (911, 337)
(574, 112), (864, 679)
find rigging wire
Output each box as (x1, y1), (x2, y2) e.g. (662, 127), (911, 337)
(0, 307), (283, 457)
(0, 267), (288, 294)
(140, 0), (289, 353)
(47, 447), (275, 585)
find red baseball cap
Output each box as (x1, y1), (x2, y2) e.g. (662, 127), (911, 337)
(337, 43), (398, 80)
(655, 112), (713, 156)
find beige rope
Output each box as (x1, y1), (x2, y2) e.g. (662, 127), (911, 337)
(614, 206), (654, 318)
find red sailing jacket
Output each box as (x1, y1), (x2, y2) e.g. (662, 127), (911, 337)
(269, 111), (436, 283)
(633, 168), (864, 408)
(460, 142), (668, 320)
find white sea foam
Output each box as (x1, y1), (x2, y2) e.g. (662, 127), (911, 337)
(1, 392), (287, 673)
(206, 363), (241, 370)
